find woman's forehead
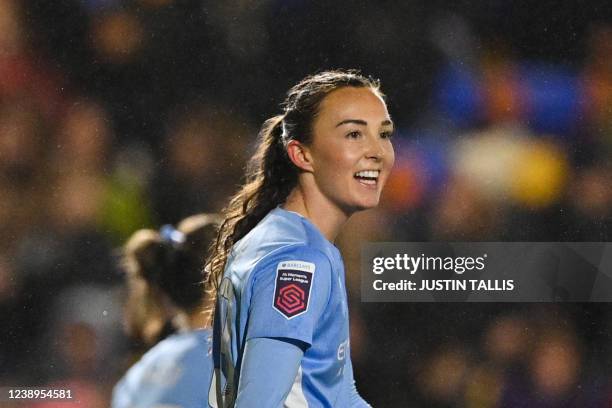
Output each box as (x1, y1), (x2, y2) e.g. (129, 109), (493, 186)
(317, 87), (389, 124)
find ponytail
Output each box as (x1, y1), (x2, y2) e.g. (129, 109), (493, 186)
(208, 115), (297, 288)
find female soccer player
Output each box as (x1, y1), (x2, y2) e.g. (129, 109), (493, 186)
(112, 214), (220, 408)
(208, 70), (395, 407)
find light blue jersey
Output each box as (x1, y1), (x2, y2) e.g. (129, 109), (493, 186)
(212, 207), (363, 407)
(113, 328), (214, 408)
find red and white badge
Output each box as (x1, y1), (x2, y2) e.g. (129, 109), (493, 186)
(273, 260), (315, 319)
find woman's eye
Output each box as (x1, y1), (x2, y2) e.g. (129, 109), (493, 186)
(346, 131), (361, 139)
(380, 131), (393, 139)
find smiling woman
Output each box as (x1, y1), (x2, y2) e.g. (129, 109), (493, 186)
(207, 70), (394, 407)
(284, 86), (395, 222)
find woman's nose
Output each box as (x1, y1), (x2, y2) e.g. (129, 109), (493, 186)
(365, 134), (385, 160)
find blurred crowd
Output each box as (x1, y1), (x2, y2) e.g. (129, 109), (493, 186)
(0, 0), (610, 406)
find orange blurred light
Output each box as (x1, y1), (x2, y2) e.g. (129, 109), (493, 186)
(91, 11), (145, 64)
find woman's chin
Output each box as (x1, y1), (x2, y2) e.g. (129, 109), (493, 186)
(350, 198), (381, 213)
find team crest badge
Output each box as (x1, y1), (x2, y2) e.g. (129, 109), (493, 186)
(273, 260), (315, 319)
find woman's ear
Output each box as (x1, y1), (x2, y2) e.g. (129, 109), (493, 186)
(286, 140), (314, 172)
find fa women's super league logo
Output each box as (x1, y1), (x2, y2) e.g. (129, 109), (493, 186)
(273, 261), (315, 319)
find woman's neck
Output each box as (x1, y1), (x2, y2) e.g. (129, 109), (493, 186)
(283, 184), (350, 242)
(160, 293), (211, 331)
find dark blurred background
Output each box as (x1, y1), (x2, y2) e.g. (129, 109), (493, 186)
(0, 0), (611, 406)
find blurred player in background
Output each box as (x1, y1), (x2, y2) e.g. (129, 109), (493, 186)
(112, 213), (220, 408)
(208, 70), (394, 407)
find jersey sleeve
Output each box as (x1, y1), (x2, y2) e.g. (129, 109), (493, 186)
(245, 245), (332, 347)
(235, 337), (304, 407)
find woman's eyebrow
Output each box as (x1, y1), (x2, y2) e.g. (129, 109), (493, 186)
(335, 119), (367, 127)
(335, 119), (394, 127)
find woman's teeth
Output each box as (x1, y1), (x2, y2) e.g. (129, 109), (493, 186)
(354, 170), (379, 185)
(354, 170), (379, 179)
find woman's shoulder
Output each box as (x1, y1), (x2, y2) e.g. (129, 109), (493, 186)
(238, 208), (309, 247)
(226, 209), (336, 286)
(151, 328), (212, 363)
(112, 329), (213, 407)
(113, 329), (213, 395)
(128, 329), (211, 375)
(245, 244), (335, 290)
(238, 208), (331, 254)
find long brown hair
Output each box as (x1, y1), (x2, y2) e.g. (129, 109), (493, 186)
(207, 69), (382, 289)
